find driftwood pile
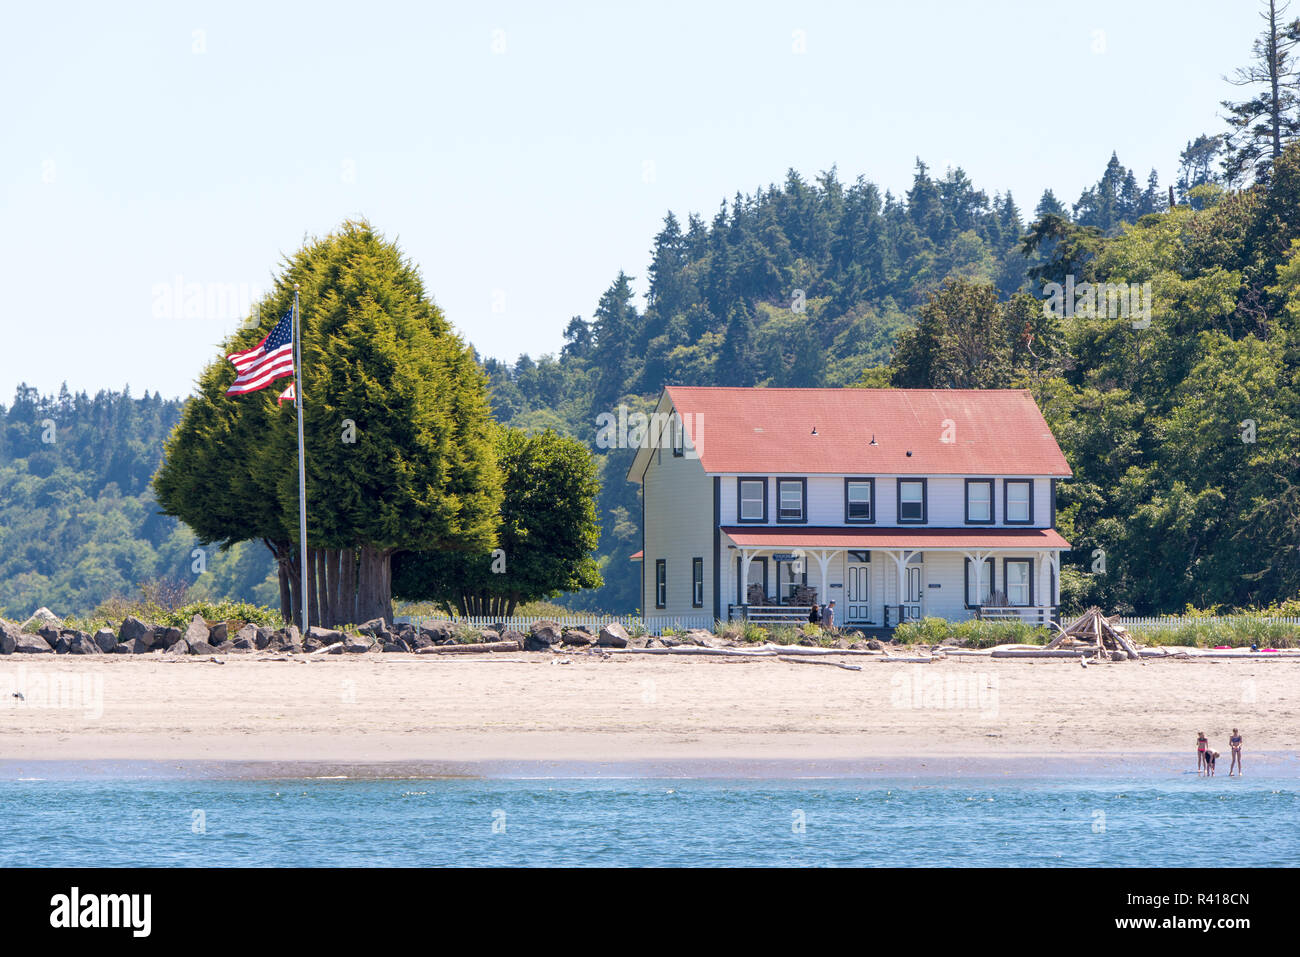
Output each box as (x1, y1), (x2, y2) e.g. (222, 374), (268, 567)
(1045, 607), (1141, 661)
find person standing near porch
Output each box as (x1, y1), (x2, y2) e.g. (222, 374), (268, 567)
(823, 600), (836, 633)
(808, 603), (821, 626)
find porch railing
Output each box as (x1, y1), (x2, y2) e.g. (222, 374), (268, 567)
(729, 604), (813, 626)
(976, 605), (1054, 625)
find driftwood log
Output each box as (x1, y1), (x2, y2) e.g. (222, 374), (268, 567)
(777, 656), (863, 671)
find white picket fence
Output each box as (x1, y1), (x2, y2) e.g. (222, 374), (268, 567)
(393, 614), (715, 637)
(1116, 616), (1300, 633)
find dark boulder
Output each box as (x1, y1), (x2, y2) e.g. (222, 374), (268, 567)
(68, 633), (103, 655)
(166, 639), (190, 656)
(418, 621), (453, 643)
(182, 615), (210, 647)
(597, 623), (630, 648)
(529, 620), (562, 646)
(112, 639), (138, 655)
(344, 634), (375, 654)
(118, 616), (154, 645)
(93, 628), (118, 653)
(208, 621), (229, 643)
(307, 626), (346, 646)
(562, 628), (595, 646)
(13, 632), (54, 654)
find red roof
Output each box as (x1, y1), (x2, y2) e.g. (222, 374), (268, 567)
(668, 387), (1071, 477)
(722, 526), (1070, 550)
(629, 550), (643, 561)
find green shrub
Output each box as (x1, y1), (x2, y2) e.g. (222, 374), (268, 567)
(716, 619), (744, 641)
(64, 598), (283, 634)
(1138, 620), (1298, 649)
(767, 624), (800, 645)
(741, 621), (769, 643)
(893, 617), (1050, 647)
(452, 622), (485, 644)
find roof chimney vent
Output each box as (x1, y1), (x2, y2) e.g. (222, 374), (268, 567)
(869, 435), (878, 446)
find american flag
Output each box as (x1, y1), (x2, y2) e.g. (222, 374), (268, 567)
(226, 312), (296, 397)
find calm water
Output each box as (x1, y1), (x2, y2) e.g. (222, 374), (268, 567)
(0, 773), (1294, 866)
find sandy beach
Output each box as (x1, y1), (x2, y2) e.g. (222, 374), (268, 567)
(0, 651), (1296, 773)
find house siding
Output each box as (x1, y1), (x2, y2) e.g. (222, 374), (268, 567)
(641, 430), (714, 620)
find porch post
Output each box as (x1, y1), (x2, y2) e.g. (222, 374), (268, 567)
(885, 549), (909, 622)
(810, 549), (833, 606)
(963, 549), (989, 619)
(739, 549), (753, 612)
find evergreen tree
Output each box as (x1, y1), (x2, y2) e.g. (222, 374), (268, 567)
(155, 220), (502, 627)
(1221, 0), (1300, 184)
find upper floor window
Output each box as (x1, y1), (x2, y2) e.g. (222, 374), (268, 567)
(776, 478), (806, 523)
(897, 478), (927, 523)
(738, 478), (767, 523)
(845, 478), (875, 523)
(1005, 479), (1033, 524)
(966, 479), (994, 524)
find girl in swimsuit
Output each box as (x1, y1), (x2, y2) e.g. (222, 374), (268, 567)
(1197, 732), (1208, 774)
(1229, 729), (1243, 776)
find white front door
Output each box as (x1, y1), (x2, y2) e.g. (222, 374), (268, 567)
(846, 563), (871, 623)
(903, 564), (924, 620)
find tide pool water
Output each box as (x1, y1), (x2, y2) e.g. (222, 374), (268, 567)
(0, 772), (1294, 867)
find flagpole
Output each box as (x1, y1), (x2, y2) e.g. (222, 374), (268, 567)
(293, 283), (309, 634)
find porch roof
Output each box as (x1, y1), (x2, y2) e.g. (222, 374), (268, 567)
(721, 525), (1070, 550)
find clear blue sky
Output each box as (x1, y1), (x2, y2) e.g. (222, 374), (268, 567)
(0, 0), (1262, 400)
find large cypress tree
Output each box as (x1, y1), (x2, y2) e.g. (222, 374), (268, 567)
(155, 220), (502, 627)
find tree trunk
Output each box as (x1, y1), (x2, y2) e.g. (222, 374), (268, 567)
(285, 552), (302, 628)
(314, 548), (328, 628)
(340, 547), (356, 627)
(305, 548), (319, 632)
(325, 548), (341, 627)
(277, 560), (291, 625)
(381, 548), (394, 623)
(266, 539), (293, 626)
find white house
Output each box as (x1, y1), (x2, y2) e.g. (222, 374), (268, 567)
(628, 386), (1072, 631)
